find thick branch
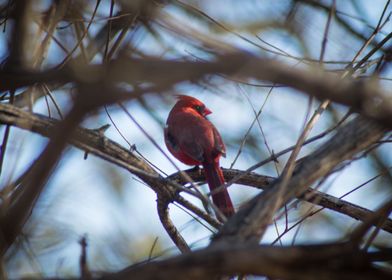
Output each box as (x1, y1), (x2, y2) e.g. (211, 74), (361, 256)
(0, 103), (85, 255)
(0, 81), (179, 255)
(102, 242), (392, 280)
(1, 52), (391, 127)
(0, 103), (215, 252)
(1, 104), (390, 239)
(212, 117), (385, 245)
(169, 168), (392, 234)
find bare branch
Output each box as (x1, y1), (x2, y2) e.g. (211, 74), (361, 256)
(1, 104), (390, 244)
(0, 103), (218, 252)
(103, 243), (392, 280)
(170, 168), (392, 235)
(157, 195), (191, 253)
(212, 117), (385, 246)
(1, 52), (391, 127)
(0, 100), (85, 255)
(350, 198), (392, 245)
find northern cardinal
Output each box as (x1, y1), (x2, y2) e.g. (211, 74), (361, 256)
(164, 95), (234, 220)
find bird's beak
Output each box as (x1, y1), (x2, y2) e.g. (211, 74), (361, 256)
(204, 107), (212, 116)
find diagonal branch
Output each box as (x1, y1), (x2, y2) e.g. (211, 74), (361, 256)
(169, 168), (392, 234)
(102, 242), (392, 280)
(1, 103), (390, 242)
(0, 102), (85, 255)
(1, 52), (391, 128)
(212, 117), (386, 246)
(0, 103), (218, 252)
(157, 195), (191, 253)
(0, 82), (171, 255)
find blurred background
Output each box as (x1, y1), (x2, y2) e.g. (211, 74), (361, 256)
(0, 0), (391, 278)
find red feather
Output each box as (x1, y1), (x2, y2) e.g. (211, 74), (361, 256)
(164, 95), (234, 220)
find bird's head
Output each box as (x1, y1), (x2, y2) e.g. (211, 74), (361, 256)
(174, 95), (212, 117)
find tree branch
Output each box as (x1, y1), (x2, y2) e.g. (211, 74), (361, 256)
(0, 103), (216, 252)
(102, 242), (392, 280)
(212, 117), (385, 246)
(1, 52), (391, 127)
(1, 103), (390, 245)
(157, 195), (191, 253)
(169, 168), (392, 234)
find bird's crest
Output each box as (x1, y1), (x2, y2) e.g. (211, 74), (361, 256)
(175, 95), (201, 104)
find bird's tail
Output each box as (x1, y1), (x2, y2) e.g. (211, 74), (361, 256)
(203, 161), (234, 220)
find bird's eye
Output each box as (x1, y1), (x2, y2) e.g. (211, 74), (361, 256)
(194, 105), (203, 112)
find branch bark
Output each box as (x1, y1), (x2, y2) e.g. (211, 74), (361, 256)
(102, 242), (392, 280)
(1, 52), (391, 127)
(0, 103), (217, 253)
(0, 103), (390, 243)
(212, 117), (386, 246)
(169, 168), (392, 234)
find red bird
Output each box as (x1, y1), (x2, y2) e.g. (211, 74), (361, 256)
(164, 95), (234, 220)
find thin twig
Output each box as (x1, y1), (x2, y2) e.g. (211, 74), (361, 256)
(230, 85), (276, 169)
(57, 0), (101, 68)
(79, 235), (91, 280)
(0, 90), (14, 177)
